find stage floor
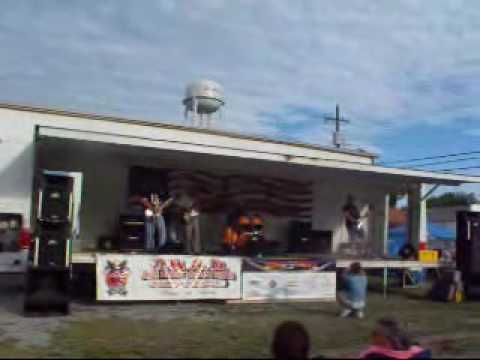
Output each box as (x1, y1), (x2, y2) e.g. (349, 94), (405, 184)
(72, 251), (444, 299)
(71, 252), (441, 269)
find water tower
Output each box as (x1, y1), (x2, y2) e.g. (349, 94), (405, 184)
(183, 80), (225, 128)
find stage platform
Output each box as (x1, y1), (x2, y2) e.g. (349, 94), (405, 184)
(72, 252), (440, 269)
(336, 259), (440, 269)
(72, 252), (443, 299)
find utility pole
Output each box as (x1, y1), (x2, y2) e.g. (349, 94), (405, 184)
(324, 104), (350, 148)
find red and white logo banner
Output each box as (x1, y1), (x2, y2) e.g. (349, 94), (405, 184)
(97, 254), (242, 301)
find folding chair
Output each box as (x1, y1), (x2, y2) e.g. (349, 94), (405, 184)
(402, 268), (422, 289)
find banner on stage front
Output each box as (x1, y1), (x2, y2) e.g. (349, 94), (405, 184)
(242, 271), (336, 301)
(96, 254), (242, 301)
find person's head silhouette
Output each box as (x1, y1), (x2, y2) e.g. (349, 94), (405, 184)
(272, 321), (310, 360)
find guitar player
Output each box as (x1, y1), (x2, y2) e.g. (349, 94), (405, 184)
(342, 194), (364, 244)
(177, 192), (202, 255)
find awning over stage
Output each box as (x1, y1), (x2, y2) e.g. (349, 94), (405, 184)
(35, 122), (480, 256)
(37, 125), (480, 188)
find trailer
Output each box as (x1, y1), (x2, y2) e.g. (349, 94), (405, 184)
(0, 102), (478, 303)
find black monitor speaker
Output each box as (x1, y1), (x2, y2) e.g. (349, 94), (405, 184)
(288, 221), (311, 253)
(308, 230), (333, 253)
(288, 221), (332, 254)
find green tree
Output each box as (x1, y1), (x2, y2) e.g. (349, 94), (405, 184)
(427, 192), (478, 208)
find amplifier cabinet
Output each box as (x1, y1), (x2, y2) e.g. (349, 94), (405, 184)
(288, 221), (332, 254)
(119, 215), (145, 251)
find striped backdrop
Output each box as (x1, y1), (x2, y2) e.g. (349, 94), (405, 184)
(166, 169), (312, 220)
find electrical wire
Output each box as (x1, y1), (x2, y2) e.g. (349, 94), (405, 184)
(401, 156), (480, 168)
(438, 166), (480, 172)
(380, 150), (480, 166)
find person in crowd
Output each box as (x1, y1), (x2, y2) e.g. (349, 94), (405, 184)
(337, 262), (368, 319)
(271, 321), (312, 360)
(360, 317), (432, 359)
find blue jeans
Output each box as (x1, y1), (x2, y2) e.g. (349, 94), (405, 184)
(145, 215), (167, 251)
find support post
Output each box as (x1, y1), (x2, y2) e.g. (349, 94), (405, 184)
(383, 193), (390, 257)
(420, 187), (428, 250)
(408, 184), (428, 250)
(193, 97), (198, 127)
(383, 267), (388, 298)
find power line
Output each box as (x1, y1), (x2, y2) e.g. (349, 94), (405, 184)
(380, 150), (480, 166)
(438, 165), (480, 172)
(403, 156), (480, 168)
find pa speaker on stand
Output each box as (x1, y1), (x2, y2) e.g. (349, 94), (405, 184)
(37, 173), (74, 224)
(24, 170), (80, 316)
(25, 228), (72, 315)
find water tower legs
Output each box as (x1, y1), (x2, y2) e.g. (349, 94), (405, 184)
(183, 94), (223, 129)
(206, 114), (212, 129)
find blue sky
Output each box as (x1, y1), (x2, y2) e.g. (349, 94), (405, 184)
(0, 0), (479, 195)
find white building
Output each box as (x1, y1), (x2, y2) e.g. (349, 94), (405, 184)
(0, 102), (479, 264)
(428, 204), (480, 231)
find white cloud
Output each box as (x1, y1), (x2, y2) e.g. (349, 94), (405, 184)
(0, 0), (479, 151)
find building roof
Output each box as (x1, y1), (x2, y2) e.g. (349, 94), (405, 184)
(37, 124), (480, 187)
(2, 101), (480, 187)
(0, 101), (377, 160)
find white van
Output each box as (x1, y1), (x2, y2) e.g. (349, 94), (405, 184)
(0, 213), (32, 273)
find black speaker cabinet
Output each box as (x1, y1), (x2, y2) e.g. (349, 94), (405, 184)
(70, 264), (96, 302)
(35, 225), (70, 268)
(308, 230), (333, 253)
(38, 174), (73, 223)
(288, 221), (311, 253)
(98, 236), (118, 251)
(24, 266), (70, 315)
(119, 214), (145, 251)
(457, 211), (480, 299)
(288, 221), (332, 254)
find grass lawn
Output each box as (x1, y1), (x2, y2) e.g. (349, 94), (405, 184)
(0, 287), (479, 358)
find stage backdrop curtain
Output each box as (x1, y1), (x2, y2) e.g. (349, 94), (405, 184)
(164, 168), (313, 220)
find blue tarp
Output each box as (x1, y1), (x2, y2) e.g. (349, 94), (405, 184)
(388, 223), (456, 257)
